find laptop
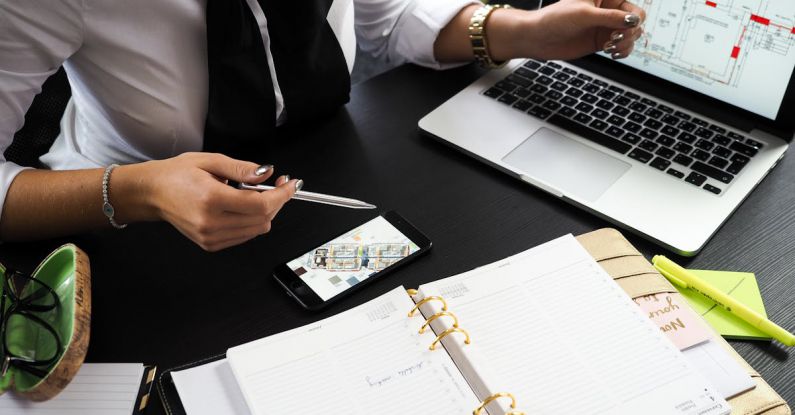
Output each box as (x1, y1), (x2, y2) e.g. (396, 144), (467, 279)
(419, 1), (794, 255)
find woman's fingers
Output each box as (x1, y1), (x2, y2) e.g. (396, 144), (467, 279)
(198, 233), (259, 252)
(274, 174), (289, 186)
(185, 211), (272, 251)
(186, 176), (299, 249)
(206, 182), (297, 233)
(209, 173), (297, 215)
(610, 43), (635, 60)
(204, 236), (258, 252)
(603, 26), (643, 58)
(150, 152), (300, 252)
(261, 176), (299, 219)
(197, 210), (271, 233)
(617, 0), (646, 23)
(195, 153), (274, 184)
(589, 7), (642, 31)
(265, 177), (302, 221)
(206, 223), (275, 251)
(208, 183), (274, 215)
(592, 0), (645, 58)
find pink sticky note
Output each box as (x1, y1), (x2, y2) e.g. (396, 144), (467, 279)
(635, 292), (711, 350)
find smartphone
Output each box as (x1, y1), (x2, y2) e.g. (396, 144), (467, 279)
(273, 211), (432, 310)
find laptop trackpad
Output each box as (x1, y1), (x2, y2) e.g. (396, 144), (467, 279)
(502, 127), (631, 202)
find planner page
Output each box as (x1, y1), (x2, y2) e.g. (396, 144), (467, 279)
(416, 235), (730, 415)
(226, 286), (479, 415)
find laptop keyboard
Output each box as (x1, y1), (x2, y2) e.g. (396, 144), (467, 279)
(483, 59), (765, 195)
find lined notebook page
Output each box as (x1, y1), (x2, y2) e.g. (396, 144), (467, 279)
(227, 287), (479, 415)
(0, 363), (144, 415)
(417, 235), (730, 415)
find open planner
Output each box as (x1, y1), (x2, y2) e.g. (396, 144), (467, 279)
(161, 234), (748, 415)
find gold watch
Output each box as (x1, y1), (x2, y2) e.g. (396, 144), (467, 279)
(468, 4), (512, 69)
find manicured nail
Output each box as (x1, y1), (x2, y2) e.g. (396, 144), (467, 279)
(611, 32), (625, 42)
(604, 43), (618, 53)
(282, 175), (290, 182)
(294, 179), (304, 192)
(624, 14), (640, 27)
(255, 164), (273, 176)
(612, 52), (624, 60)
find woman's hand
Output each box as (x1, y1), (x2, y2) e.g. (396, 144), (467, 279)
(490, 0), (647, 61)
(115, 152), (300, 252)
(435, 1), (646, 64)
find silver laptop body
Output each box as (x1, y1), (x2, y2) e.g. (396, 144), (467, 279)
(419, 58), (789, 255)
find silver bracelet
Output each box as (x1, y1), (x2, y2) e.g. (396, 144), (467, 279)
(102, 164), (127, 229)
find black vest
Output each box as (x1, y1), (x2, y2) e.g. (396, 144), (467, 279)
(203, 0), (351, 158)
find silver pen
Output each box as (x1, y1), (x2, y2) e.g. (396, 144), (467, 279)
(237, 182), (376, 209)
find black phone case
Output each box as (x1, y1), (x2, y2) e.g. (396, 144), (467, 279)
(156, 353), (227, 415)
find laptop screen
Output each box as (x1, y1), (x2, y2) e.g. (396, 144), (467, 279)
(613, 1), (795, 120)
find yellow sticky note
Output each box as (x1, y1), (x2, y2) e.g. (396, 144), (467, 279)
(678, 270), (772, 340)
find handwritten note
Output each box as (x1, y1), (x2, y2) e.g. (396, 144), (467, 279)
(365, 361), (426, 388)
(635, 292), (710, 350)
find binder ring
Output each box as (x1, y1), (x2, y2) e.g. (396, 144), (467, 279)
(419, 311), (459, 334)
(429, 327), (471, 350)
(406, 289), (418, 296)
(473, 392), (521, 415)
(408, 296), (448, 317)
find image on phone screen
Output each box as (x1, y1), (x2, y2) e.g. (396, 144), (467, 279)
(285, 215), (422, 302)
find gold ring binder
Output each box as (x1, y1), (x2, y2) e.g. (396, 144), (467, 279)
(419, 311), (459, 334)
(406, 288), (418, 296)
(408, 296), (448, 317)
(430, 327), (471, 350)
(473, 392), (525, 415)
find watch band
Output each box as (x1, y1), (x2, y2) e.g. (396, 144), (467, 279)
(102, 164), (127, 229)
(469, 4), (512, 69)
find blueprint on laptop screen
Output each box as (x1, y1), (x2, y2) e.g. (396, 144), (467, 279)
(613, 0), (795, 119)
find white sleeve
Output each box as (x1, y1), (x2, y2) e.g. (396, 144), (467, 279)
(0, 0), (84, 220)
(354, 0), (480, 69)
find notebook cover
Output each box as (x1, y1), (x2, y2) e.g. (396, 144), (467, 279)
(576, 228), (790, 415)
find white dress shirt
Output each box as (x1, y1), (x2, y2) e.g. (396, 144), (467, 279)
(0, 0), (477, 218)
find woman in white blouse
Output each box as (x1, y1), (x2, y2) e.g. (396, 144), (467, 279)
(0, 0), (643, 251)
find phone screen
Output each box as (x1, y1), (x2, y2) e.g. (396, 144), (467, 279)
(285, 216), (422, 301)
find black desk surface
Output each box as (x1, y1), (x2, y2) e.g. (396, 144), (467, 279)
(2, 64), (793, 412)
